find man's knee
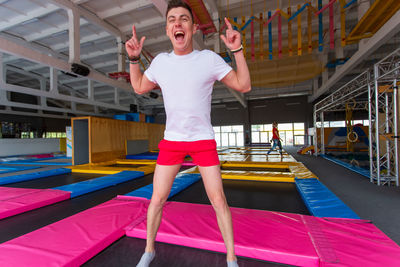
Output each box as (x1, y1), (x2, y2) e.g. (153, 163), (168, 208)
(209, 193), (228, 211)
(150, 195), (168, 208)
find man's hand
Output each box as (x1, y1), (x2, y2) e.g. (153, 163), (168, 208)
(220, 17), (241, 51)
(125, 25), (146, 59)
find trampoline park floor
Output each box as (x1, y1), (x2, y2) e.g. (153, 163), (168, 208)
(1, 148), (399, 266)
(86, 177), (307, 267)
(0, 164), (309, 266)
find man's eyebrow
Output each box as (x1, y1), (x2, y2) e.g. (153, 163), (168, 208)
(167, 14), (190, 20)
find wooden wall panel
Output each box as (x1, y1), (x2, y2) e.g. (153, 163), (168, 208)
(147, 123), (165, 150)
(72, 116), (164, 164)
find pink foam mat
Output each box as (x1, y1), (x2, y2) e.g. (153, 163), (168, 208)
(125, 198), (400, 267)
(0, 196), (148, 266)
(26, 153), (54, 159)
(0, 187), (70, 220)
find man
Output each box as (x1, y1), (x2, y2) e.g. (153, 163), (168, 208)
(125, 1), (251, 266)
(267, 122), (283, 155)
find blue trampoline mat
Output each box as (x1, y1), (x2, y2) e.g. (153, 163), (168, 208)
(126, 152), (159, 160)
(321, 154), (370, 178)
(295, 178), (360, 219)
(53, 170), (145, 198)
(0, 165), (40, 175)
(125, 173), (201, 199)
(0, 168), (71, 185)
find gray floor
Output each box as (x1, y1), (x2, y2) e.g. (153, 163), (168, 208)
(286, 146), (400, 245)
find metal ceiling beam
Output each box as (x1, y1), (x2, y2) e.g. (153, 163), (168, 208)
(52, 32), (112, 51)
(1, 81), (128, 111)
(25, 18), (88, 42)
(97, 0), (153, 19)
(71, 0), (91, 4)
(48, 0), (123, 37)
(0, 109), (73, 119)
(0, 35), (133, 92)
(0, 3), (60, 32)
(67, 9), (80, 63)
(203, 0), (218, 14)
(120, 17), (165, 34)
(0, 99), (100, 116)
(309, 9), (400, 102)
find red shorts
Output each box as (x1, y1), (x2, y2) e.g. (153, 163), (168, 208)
(157, 139), (220, 167)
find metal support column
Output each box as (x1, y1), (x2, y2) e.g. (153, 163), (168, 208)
(313, 107), (318, 156)
(368, 70), (375, 183)
(372, 47), (400, 186)
(321, 112), (325, 155)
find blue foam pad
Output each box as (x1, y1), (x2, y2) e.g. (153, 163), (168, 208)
(114, 114), (129, 121)
(145, 116), (155, 123)
(321, 155), (370, 178)
(0, 168), (71, 185)
(295, 178), (360, 219)
(53, 171), (144, 198)
(126, 152), (159, 160)
(1, 156), (66, 163)
(2, 156), (71, 166)
(4, 162), (72, 166)
(125, 173), (201, 199)
(0, 166), (40, 174)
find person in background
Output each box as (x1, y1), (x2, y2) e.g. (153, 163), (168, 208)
(267, 122), (283, 155)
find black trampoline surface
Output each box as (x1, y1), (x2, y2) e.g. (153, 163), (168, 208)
(172, 179), (310, 214)
(2, 172), (103, 189)
(84, 236), (292, 267)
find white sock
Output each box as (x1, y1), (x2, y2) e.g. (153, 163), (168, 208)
(136, 251), (155, 267)
(227, 260), (239, 267)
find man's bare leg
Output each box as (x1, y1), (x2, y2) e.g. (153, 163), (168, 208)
(198, 165), (237, 263)
(137, 164), (180, 267)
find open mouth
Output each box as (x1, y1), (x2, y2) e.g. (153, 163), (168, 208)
(174, 31), (185, 42)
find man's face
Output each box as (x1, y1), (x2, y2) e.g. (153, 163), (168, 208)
(166, 7), (198, 55)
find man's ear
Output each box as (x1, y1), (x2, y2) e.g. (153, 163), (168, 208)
(193, 24), (199, 33)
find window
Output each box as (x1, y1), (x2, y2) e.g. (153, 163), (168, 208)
(316, 120), (370, 128)
(251, 122), (305, 146)
(251, 124), (272, 144)
(44, 132), (66, 138)
(330, 121), (345, 127)
(213, 125), (244, 148)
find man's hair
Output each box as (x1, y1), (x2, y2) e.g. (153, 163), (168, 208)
(166, 0), (194, 22)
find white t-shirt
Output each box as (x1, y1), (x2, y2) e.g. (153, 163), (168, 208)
(144, 50), (232, 141)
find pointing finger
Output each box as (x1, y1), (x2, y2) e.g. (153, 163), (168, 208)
(225, 17), (233, 30)
(132, 25), (137, 37)
(131, 25), (139, 43)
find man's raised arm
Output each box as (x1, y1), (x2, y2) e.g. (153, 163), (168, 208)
(125, 25), (157, 94)
(220, 17), (251, 93)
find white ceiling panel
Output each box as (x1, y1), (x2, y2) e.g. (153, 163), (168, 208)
(0, 0), (397, 118)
